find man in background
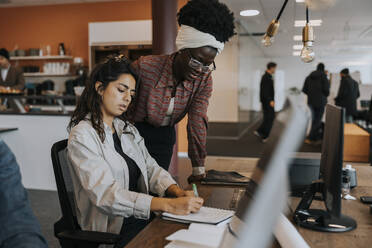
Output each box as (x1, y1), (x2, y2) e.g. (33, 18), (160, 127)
(0, 140), (48, 248)
(335, 68), (360, 123)
(0, 48), (25, 90)
(302, 63), (330, 144)
(255, 62), (277, 142)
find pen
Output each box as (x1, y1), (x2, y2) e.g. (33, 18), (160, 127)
(192, 183), (199, 197)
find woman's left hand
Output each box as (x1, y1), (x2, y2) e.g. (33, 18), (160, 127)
(183, 190), (196, 197)
(166, 184), (189, 197)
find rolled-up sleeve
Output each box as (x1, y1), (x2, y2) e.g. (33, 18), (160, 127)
(68, 130), (153, 219)
(187, 74), (212, 170)
(131, 127), (177, 196)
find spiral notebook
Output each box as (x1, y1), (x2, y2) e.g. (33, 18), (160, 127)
(162, 206), (234, 225)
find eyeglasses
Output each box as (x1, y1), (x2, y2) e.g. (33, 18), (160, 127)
(186, 50), (216, 73)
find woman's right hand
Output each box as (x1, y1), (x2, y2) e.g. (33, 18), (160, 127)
(151, 196), (204, 215)
(166, 196), (204, 215)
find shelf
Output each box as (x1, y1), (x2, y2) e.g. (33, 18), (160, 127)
(10, 55), (73, 60)
(24, 73), (76, 77)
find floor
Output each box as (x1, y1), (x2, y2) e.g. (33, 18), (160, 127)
(207, 115), (321, 158)
(28, 189), (61, 248)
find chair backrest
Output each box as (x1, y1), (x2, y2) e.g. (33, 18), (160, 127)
(51, 139), (80, 231)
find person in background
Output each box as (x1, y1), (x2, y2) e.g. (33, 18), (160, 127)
(0, 48), (25, 91)
(67, 56), (203, 247)
(335, 68), (360, 123)
(254, 62), (277, 142)
(302, 63), (330, 144)
(0, 140), (48, 248)
(129, 0), (235, 183)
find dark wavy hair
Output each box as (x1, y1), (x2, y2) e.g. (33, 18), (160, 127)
(68, 55), (137, 143)
(177, 0), (236, 43)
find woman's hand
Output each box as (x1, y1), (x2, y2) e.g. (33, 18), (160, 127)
(184, 190), (196, 197)
(165, 184), (194, 198)
(151, 196), (204, 215)
(166, 197), (204, 215)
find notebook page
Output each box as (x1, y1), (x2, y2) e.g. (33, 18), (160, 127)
(162, 206), (234, 224)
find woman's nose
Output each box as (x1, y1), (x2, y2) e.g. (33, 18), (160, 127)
(124, 93), (131, 102)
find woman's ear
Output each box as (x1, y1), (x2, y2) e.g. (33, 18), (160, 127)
(95, 81), (103, 96)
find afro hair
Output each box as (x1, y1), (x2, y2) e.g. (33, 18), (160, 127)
(177, 0), (235, 43)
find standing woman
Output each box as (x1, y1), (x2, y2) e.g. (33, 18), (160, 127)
(130, 0), (235, 182)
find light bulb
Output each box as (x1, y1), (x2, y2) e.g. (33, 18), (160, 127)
(300, 43), (315, 63)
(301, 24), (315, 63)
(261, 19), (280, 47)
(261, 34), (274, 47)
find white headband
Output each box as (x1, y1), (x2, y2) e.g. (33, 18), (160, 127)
(176, 25), (224, 54)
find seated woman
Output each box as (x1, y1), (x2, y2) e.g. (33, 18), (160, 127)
(67, 55), (203, 246)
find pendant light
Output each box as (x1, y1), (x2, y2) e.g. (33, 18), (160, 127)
(300, 6), (315, 62)
(261, 0), (288, 47)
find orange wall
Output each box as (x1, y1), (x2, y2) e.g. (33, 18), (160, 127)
(0, 0), (187, 65)
(0, 1), (151, 64)
(0, 0), (189, 153)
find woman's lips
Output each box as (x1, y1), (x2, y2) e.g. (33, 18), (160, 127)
(119, 104), (127, 111)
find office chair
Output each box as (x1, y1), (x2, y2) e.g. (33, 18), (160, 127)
(51, 139), (121, 248)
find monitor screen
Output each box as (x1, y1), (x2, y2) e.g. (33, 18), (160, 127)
(234, 100), (300, 220)
(319, 104), (345, 217)
(229, 97), (308, 240)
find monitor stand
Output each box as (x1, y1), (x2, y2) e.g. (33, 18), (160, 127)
(293, 181), (357, 232)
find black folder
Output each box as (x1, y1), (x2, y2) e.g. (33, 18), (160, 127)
(201, 170), (250, 186)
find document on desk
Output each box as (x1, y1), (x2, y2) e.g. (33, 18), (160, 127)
(165, 223), (226, 248)
(162, 206), (234, 225)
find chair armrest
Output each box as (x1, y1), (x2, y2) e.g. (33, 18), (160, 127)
(57, 230), (121, 244)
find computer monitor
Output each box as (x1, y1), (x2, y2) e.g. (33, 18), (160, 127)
(294, 104), (357, 232)
(219, 95), (309, 248)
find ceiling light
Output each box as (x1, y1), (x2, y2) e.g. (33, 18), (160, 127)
(261, 0), (289, 47)
(295, 19), (322, 27)
(293, 51), (301, 56)
(296, 0), (306, 2)
(262, 20), (280, 47)
(293, 35), (302, 41)
(300, 7), (315, 63)
(293, 44), (304, 50)
(240, 10), (260, 17)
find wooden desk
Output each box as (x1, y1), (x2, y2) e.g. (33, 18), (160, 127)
(126, 162), (372, 248)
(126, 185), (242, 248)
(344, 123), (370, 162)
(289, 165), (372, 248)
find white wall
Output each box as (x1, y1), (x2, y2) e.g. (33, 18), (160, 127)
(0, 115), (70, 190)
(238, 36), (268, 112)
(273, 57), (372, 91)
(238, 36), (287, 112)
(208, 36), (239, 122)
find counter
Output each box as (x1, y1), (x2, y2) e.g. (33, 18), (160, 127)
(0, 112), (71, 190)
(0, 95), (76, 115)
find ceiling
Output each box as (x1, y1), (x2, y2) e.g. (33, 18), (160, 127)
(223, 0), (372, 63)
(0, 0), (128, 7)
(1, 0), (372, 64)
